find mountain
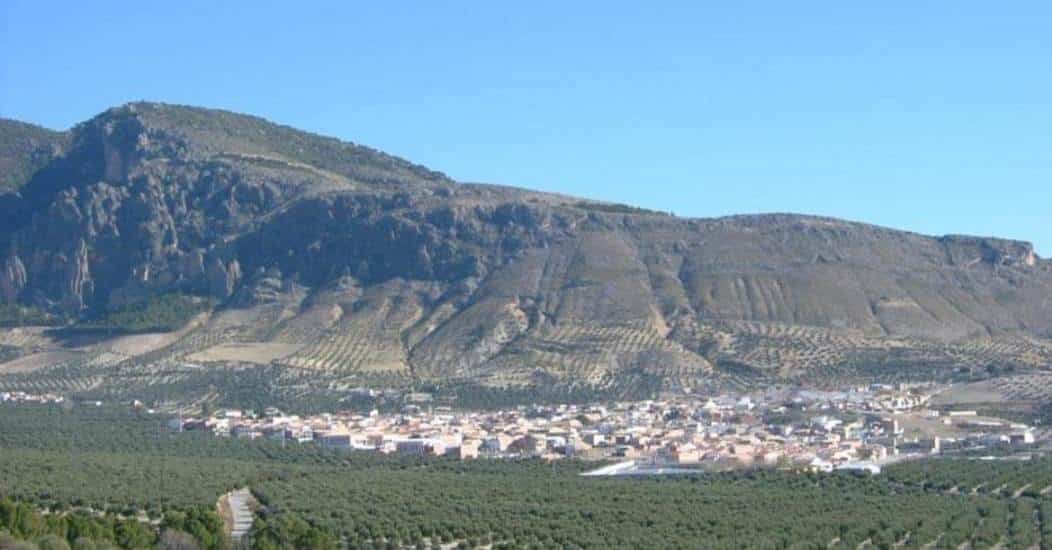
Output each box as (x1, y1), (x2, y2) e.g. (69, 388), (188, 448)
(1, 102), (1050, 408)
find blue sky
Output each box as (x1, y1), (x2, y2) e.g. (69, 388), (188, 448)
(2, 2), (1049, 254)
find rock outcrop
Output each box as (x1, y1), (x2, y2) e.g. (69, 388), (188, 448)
(0, 255), (26, 303)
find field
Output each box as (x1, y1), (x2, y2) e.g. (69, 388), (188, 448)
(930, 373), (1052, 424)
(247, 458), (1052, 549)
(251, 465), (992, 549)
(4, 405), (1052, 548)
(3, 298), (1052, 409)
(187, 342), (304, 365)
(886, 456), (1052, 498)
(0, 349), (83, 373)
(0, 448), (277, 514)
(934, 373), (1052, 406)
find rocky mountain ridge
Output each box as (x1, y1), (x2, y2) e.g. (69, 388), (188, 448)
(0, 102), (1050, 404)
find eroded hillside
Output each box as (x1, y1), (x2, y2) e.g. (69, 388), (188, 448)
(1, 103), (1050, 406)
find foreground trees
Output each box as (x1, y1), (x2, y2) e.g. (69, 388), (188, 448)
(0, 496), (182, 550)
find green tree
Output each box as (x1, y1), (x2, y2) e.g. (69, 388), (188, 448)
(36, 534), (71, 550)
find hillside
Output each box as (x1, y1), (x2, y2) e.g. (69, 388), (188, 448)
(0, 118), (68, 192)
(1, 102), (1050, 407)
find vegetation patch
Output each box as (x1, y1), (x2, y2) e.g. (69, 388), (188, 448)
(571, 201), (665, 215)
(0, 304), (62, 327)
(74, 293), (210, 334)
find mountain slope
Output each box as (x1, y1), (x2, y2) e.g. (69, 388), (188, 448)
(0, 118), (68, 192)
(0, 102), (1050, 405)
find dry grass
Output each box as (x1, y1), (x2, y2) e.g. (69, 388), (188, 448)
(186, 342), (304, 365)
(104, 313), (207, 356)
(932, 373), (1052, 407)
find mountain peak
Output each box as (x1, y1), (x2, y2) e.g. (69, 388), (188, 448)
(78, 101), (451, 188)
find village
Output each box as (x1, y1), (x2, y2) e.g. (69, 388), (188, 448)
(0, 390), (65, 405)
(166, 384), (1043, 475)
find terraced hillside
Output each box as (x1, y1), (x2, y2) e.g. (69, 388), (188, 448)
(1, 102), (1051, 406)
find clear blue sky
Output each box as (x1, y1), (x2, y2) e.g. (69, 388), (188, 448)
(2, 2), (1049, 254)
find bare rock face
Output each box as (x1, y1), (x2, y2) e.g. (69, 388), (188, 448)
(0, 255), (26, 303)
(1, 102), (1050, 395)
(940, 235), (1039, 268)
(61, 239), (94, 312)
(207, 257), (241, 299)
